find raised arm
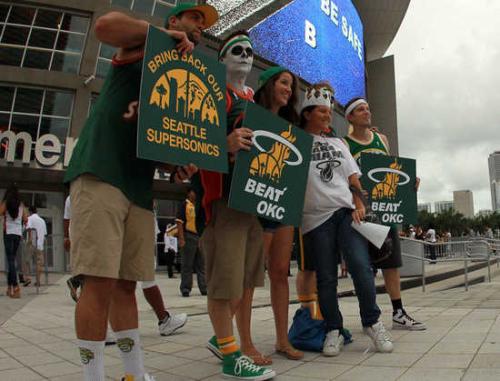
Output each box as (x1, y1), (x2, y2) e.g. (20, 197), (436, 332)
(94, 11), (194, 56)
(94, 11), (149, 49)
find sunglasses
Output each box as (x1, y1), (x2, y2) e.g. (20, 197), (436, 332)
(230, 45), (254, 57)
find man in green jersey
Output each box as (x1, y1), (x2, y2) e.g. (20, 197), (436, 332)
(344, 97), (426, 332)
(64, 4), (218, 381)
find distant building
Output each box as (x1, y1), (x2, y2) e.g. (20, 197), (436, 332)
(477, 209), (493, 217)
(418, 203), (432, 213)
(453, 190), (474, 218)
(489, 151), (500, 212)
(435, 201), (453, 214)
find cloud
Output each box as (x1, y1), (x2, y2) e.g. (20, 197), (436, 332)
(386, 0), (500, 212)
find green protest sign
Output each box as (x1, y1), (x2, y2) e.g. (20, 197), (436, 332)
(229, 102), (313, 227)
(137, 25), (228, 173)
(359, 153), (417, 225)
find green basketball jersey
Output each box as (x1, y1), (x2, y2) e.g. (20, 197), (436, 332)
(343, 131), (390, 165)
(64, 57), (156, 210)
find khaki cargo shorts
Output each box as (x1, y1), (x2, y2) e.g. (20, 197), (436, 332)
(69, 174), (155, 281)
(26, 243), (44, 267)
(201, 200), (264, 300)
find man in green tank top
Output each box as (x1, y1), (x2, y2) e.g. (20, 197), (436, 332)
(64, 4), (218, 381)
(344, 97), (426, 332)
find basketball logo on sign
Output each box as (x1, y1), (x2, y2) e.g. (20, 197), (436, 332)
(249, 125), (303, 183)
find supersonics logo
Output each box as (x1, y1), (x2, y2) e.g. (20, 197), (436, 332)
(249, 125), (303, 183)
(149, 68), (220, 127)
(368, 160), (410, 200)
(144, 40), (225, 158)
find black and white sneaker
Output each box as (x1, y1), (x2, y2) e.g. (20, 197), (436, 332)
(392, 309), (426, 331)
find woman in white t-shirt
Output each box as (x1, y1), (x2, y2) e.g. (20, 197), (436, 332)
(1, 184), (27, 298)
(299, 83), (392, 357)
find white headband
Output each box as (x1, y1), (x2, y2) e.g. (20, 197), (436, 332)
(345, 99), (368, 119)
(301, 86), (333, 112)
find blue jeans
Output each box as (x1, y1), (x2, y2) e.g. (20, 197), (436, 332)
(303, 208), (381, 331)
(4, 234), (21, 286)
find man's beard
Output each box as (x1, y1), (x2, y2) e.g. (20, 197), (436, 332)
(184, 26), (201, 45)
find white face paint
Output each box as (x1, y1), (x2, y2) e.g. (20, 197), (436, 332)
(221, 40), (254, 77)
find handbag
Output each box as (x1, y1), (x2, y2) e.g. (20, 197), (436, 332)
(288, 307), (326, 352)
(288, 307), (353, 352)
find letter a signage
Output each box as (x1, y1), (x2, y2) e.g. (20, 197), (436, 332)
(359, 153), (417, 225)
(229, 102), (312, 226)
(137, 26), (228, 172)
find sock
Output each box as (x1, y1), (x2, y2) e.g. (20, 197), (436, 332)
(217, 336), (240, 358)
(391, 298), (403, 313)
(78, 339), (105, 381)
(115, 329), (145, 379)
(142, 285), (168, 321)
(158, 311), (171, 325)
(298, 294), (323, 320)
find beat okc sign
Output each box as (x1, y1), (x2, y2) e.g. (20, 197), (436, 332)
(229, 102), (312, 227)
(359, 153), (418, 225)
(249, 0), (365, 106)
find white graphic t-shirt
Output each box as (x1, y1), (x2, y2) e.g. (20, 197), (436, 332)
(302, 135), (361, 234)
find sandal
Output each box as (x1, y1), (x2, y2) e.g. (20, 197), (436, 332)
(275, 346), (304, 360)
(244, 351), (273, 366)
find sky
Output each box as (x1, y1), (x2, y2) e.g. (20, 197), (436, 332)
(386, 0), (500, 213)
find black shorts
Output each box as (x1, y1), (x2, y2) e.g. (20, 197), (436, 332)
(373, 225), (402, 269)
(259, 217), (282, 233)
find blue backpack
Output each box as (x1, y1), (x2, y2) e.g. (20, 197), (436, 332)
(288, 307), (353, 352)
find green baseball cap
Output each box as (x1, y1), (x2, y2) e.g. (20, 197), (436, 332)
(258, 66), (288, 89)
(167, 3), (219, 30)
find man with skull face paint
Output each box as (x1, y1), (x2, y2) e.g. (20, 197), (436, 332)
(299, 83), (393, 357)
(191, 31), (276, 380)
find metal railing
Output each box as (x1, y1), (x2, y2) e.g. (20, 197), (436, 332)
(400, 237), (500, 292)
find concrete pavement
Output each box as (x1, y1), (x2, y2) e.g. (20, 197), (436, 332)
(2, 269), (500, 380)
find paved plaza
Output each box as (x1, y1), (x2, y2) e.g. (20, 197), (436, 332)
(2, 270), (500, 380)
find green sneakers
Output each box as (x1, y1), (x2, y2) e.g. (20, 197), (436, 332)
(207, 335), (224, 360)
(223, 352), (275, 380)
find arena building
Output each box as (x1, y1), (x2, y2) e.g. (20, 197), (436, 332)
(0, 0), (410, 272)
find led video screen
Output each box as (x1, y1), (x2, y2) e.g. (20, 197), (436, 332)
(249, 0), (365, 106)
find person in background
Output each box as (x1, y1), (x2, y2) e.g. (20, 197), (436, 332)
(425, 225), (437, 263)
(26, 206), (47, 288)
(1, 184), (27, 298)
(65, 195), (82, 302)
(176, 188), (207, 297)
(164, 224), (178, 278)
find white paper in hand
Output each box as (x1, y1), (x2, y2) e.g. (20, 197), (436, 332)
(351, 221), (391, 249)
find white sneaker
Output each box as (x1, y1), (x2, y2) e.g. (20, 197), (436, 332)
(323, 330), (344, 357)
(392, 309), (427, 331)
(159, 313), (188, 336)
(143, 374), (156, 381)
(363, 321), (393, 353)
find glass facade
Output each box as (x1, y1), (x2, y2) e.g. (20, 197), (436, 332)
(0, 3), (90, 73)
(0, 84), (74, 159)
(111, 0), (177, 19)
(95, 43), (114, 79)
